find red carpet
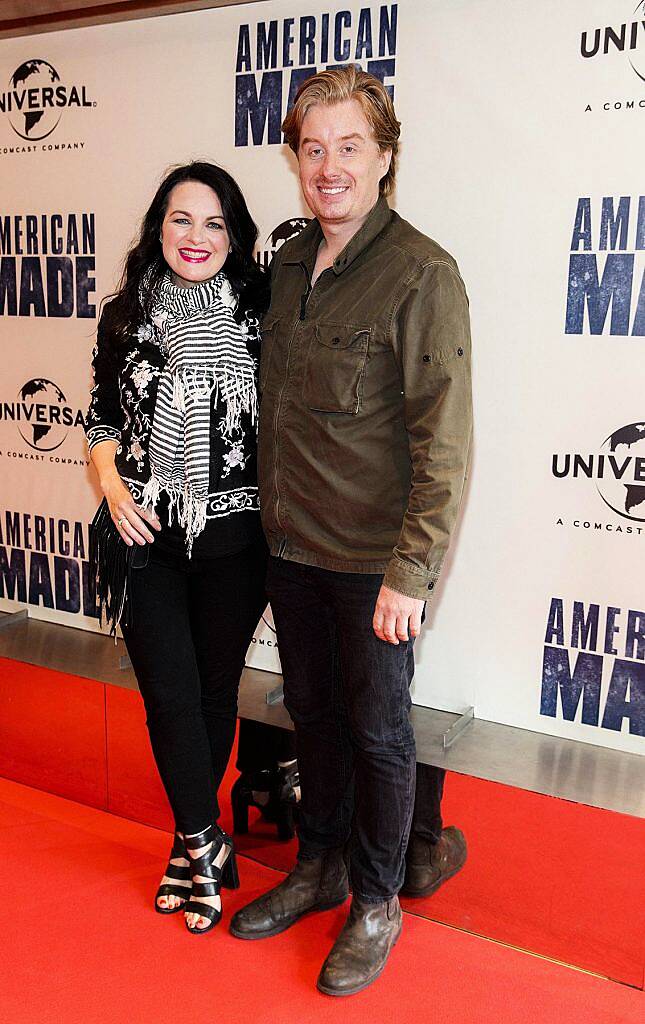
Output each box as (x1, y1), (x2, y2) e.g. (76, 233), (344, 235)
(1, 659), (644, 987)
(0, 778), (642, 1024)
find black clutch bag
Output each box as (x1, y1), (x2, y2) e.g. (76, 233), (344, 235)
(89, 497), (136, 636)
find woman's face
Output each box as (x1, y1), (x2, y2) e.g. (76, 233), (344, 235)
(161, 180), (230, 285)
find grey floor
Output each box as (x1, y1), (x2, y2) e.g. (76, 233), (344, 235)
(1, 611), (643, 819)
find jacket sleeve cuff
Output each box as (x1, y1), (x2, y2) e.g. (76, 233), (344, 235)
(86, 425), (121, 451)
(383, 556), (440, 601)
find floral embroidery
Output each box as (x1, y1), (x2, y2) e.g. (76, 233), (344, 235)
(137, 323), (154, 343)
(131, 361), (155, 395)
(130, 438), (144, 462)
(217, 415), (249, 479)
(223, 445), (245, 473)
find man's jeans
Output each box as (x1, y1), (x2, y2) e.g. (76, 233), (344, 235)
(266, 557), (417, 901)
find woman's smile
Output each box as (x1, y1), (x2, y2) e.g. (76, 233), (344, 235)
(178, 247), (212, 264)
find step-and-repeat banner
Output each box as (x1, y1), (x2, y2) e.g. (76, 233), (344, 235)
(0, 0), (643, 753)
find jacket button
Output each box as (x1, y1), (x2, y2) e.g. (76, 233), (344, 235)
(423, 354), (431, 363)
(332, 337), (340, 345)
(428, 581), (435, 590)
(457, 347), (464, 356)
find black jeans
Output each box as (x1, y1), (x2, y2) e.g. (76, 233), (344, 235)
(121, 540), (267, 835)
(266, 557), (417, 902)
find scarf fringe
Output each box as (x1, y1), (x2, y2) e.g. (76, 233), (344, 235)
(170, 366), (257, 436)
(141, 472), (209, 557)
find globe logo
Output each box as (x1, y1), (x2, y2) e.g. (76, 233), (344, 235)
(266, 218), (310, 253)
(18, 379), (70, 451)
(630, 2), (645, 83)
(7, 60), (63, 140)
(597, 422), (645, 522)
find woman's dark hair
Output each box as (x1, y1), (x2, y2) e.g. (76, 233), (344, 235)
(102, 161), (268, 340)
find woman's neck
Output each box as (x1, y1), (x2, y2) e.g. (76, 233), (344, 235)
(170, 270), (219, 290)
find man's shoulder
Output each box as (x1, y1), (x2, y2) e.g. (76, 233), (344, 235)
(383, 211), (461, 278)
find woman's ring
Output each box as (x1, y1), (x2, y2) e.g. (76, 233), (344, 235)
(117, 517), (125, 527)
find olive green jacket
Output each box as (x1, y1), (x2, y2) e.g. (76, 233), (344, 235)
(257, 195), (472, 601)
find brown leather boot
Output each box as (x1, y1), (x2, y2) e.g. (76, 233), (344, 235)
(401, 826), (467, 897)
(229, 847), (348, 940)
(317, 895), (402, 996)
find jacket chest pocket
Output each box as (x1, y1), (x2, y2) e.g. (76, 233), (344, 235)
(302, 323), (371, 414)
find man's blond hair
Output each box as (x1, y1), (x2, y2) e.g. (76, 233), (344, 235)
(282, 66), (401, 195)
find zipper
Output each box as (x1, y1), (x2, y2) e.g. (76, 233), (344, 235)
(272, 263), (311, 540)
(273, 260), (329, 545)
(299, 261), (312, 320)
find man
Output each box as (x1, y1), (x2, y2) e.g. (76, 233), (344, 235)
(231, 66), (472, 996)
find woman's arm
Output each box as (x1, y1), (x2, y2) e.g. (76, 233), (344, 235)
(87, 311), (160, 546)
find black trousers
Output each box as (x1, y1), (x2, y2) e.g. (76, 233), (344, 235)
(266, 557), (418, 902)
(121, 539), (267, 835)
(412, 764), (445, 844)
(236, 719), (297, 773)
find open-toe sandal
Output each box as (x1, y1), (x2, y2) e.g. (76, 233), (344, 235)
(155, 831), (192, 914)
(184, 824), (239, 935)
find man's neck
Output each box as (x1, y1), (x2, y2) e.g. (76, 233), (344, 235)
(318, 219), (362, 262)
(317, 198), (379, 262)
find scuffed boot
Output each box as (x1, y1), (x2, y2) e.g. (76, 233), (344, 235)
(317, 895), (402, 997)
(402, 826), (467, 897)
(229, 847), (348, 940)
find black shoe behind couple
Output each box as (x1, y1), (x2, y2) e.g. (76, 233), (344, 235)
(231, 764), (300, 842)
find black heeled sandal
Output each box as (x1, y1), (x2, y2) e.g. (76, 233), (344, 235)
(231, 768), (299, 841)
(183, 824), (239, 935)
(155, 831), (192, 914)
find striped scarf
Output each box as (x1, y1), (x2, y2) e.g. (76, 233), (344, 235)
(141, 270), (257, 554)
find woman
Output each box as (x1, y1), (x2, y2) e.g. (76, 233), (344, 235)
(86, 161), (269, 933)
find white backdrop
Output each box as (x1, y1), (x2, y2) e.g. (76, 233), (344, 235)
(0, 0), (643, 754)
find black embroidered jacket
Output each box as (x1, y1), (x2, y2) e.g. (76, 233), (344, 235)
(86, 297), (263, 519)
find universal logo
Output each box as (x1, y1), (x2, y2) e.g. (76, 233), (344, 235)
(581, 2), (645, 83)
(552, 421), (645, 523)
(256, 217), (310, 270)
(0, 379), (86, 452)
(0, 59), (94, 141)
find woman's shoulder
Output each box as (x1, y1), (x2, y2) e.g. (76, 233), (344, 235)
(96, 294), (128, 344)
(235, 269), (270, 324)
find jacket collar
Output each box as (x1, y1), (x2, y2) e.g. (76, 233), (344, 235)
(281, 195), (392, 275)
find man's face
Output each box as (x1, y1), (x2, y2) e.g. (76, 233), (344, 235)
(297, 98), (391, 230)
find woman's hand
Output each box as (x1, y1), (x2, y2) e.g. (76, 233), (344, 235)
(101, 468), (161, 546)
(90, 440), (161, 546)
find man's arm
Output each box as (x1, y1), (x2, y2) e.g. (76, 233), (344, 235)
(374, 260), (472, 643)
